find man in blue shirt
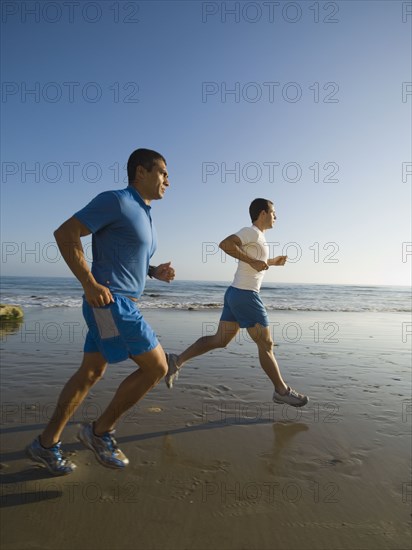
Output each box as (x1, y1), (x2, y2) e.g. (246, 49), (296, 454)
(27, 149), (175, 475)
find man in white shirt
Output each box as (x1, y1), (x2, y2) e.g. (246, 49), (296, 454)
(166, 198), (308, 407)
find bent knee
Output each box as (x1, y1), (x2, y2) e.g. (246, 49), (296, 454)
(158, 361), (168, 379)
(149, 360), (168, 381)
(256, 337), (274, 353)
(131, 346), (168, 381)
(77, 366), (106, 386)
(87, 366), (106, 383)
(210, 334), (233, 349)
(80, 353), (107, 383)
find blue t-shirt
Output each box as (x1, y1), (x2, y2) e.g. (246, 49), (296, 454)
(74, 186), (157, 298)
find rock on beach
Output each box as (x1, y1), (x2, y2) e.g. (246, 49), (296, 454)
(0, 304), (24, 320)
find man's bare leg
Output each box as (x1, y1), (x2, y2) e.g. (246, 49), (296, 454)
(40, 352), (108, 448)
(175, 320), (240, 368)
(93, 343), (167, 435)
(246, 324), (288, 394)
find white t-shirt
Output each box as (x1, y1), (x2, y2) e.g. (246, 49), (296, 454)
(231, 225), (268, 292)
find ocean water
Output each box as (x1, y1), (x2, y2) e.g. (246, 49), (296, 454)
(0, 276), (410, 313)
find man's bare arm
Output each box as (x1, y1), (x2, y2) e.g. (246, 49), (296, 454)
(219, 234), (268, 272)
(267, 255), (287, 267)
(54, 217), (114, 306)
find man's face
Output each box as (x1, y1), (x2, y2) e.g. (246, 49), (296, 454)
(264, 205), (276, 229)
(140, 160), (169, 200)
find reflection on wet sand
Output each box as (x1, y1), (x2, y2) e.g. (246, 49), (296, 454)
(0, 318), (24, 340)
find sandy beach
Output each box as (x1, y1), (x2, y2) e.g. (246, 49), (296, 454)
(1, 307), (411, 550)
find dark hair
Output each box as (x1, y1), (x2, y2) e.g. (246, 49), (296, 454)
(249, 198), (273, 222)
(127, 148), (166, 184)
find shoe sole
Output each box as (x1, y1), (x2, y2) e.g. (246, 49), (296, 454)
(165, 354), (179, 389)
(273, 397), (309, 408)
(77, 430), (128, 469)
(165, 375), (177, 389)
(25, 445), (74, 476)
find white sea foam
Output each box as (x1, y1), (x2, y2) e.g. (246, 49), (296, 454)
(1, 277), (410, 313)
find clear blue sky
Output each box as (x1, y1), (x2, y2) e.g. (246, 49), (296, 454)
(1, 0), (411, 285)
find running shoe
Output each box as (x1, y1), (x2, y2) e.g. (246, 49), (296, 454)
(26, 436), (77, 476)
(165, 353), (180, 389)
(78, 423), (129, 469)
(273, 386), (309, 407)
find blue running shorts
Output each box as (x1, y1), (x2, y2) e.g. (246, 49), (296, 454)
(82, 295), (159, 363)
(220, 286), (269, 328)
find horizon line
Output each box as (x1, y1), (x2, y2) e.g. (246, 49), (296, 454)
(0, 274), (410, 289)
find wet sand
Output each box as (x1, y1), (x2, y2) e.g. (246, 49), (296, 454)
(1, 308), (411, 549)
